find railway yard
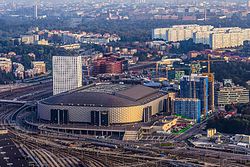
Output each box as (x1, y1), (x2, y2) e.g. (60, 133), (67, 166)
(0, 82), (249, 167)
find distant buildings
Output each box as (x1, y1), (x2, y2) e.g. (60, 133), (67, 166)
(17, 29), (121, 48)
(152, 24), (213, 42)
(173, 98), (201, 123)
(20, 35), (39, 44)
(35, 39), (49, 46)
(61, 31), (120, 45)
(180, 74), (209, 116)
(215, 80), (249, 107)
(52, 56), (82, 95)
(59, 44), (81, 50)
(0, 58), (12, 73)
(34, 5), (38, 19)
(92, 57), (128, 76)
(13, 62), (24, 79)
(32, 61), (46, 75)
(152, 24), (250, 50)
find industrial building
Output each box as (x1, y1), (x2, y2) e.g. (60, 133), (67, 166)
(38, 83), (168, 125)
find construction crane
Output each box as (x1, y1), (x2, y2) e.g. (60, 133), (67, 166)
(192, 54), (228, 112)
(192, 54), (228, 74)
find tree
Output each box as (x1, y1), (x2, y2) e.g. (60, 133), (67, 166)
(134, 51), (147, 61)
(225, 104), (233, 112)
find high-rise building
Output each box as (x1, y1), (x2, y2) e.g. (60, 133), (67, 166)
(202, 73), (215, 112)
(180, 74), (209, 116)
(34, 5), (38, 19)
(53, 56), (82, 95)
(173, 98), (201, 123)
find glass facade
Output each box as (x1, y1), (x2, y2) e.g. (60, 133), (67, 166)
(180, 75), (209, 116)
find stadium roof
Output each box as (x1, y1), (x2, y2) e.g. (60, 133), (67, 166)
(116, 85), (158, 101)
(41, 84), (166, 107)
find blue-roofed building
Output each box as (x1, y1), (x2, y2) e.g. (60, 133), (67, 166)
(180, 74), (209, 116)
(173, 98), (201, 123)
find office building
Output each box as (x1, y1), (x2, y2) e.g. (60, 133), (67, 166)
(173, 98), (201, 123)
(180, 74), (209, 116)
(215, 86), (249, 107)
(52, 56), (82, 95)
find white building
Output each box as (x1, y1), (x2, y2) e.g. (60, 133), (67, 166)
(152, 25), (213, 42)
(53, 56), (82, 95)
(215, 86), (249, 107)
(21, 35), (39, 44)
(152, 28), (169, 40)
(193, 31), (211, 45)
(153, 25), (250, 50)
(0, 57), (12, 72)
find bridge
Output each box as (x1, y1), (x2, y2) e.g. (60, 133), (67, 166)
(128, 61), (157, 70)
(0, 99), (28, 105)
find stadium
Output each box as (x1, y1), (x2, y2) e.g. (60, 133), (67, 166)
(38, 83), (168, 125)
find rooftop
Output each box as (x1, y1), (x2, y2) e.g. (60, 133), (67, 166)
(41, 83), (166, 107)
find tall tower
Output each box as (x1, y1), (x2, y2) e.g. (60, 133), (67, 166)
(180, 74), (209, 116)
(204, 1), (207, 21)
(248, 0), (250, 10)
(34, 0), (40, 19)
(34, 5), (38, 19)
(53, 56), (83, 95)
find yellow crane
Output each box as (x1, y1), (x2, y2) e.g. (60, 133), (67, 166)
(192, 54), (228, 112)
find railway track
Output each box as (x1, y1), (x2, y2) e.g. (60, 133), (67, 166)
(0, 82), (52, 100)
(11, 131), (109, 167)
(14, 138), (85, 167)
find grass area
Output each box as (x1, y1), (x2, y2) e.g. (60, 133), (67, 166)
(160, 142), (174, 147)
(174, 114), (193, 120)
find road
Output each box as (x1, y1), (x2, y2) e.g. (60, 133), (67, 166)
(174, 113), (216, 141)
(128, 61), (157, 71)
